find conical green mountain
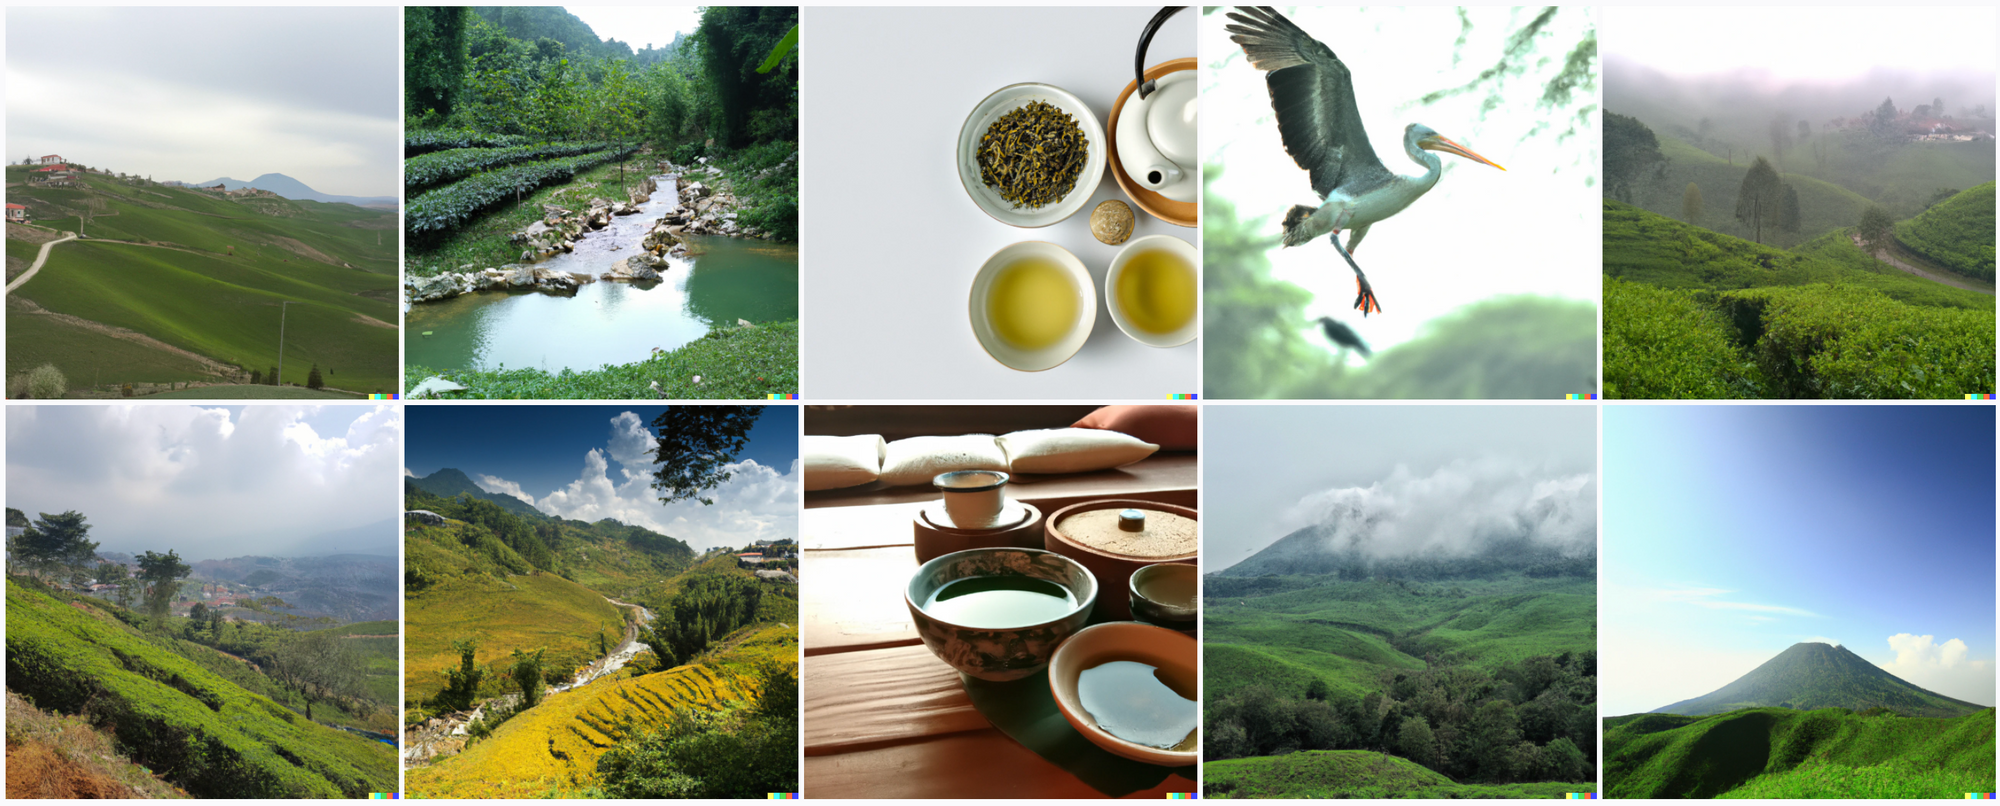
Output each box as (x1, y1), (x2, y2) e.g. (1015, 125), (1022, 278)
(408, 467), (544, 518)
(1655, 642), (1985, 718)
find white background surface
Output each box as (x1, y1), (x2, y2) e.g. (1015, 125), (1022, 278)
(801, 6), (1199, 399)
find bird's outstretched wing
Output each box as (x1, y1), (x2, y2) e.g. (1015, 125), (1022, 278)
(1224, 6), (1387, 198)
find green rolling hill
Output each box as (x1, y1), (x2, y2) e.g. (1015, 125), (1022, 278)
(1646, 133), (1875, 248)
(1656, 642), (1986, 719)
(1206, 750), (1588, 799)
(1604, 200), (1995, 398)
(1894, 181), (1996, 282)
(6, 165), (397, 394)
(1604, 707), (1995, 799)
(5, 578), (396, 798)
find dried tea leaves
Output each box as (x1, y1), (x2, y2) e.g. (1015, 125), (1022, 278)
(979, 100), (1088, 210)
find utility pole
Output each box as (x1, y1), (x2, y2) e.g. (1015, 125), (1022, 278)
(276, 301), (296, 386)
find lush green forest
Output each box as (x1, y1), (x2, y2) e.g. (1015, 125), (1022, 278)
(1604, 707), (1995, 798)
(402, 6), (797, 254)
(1603, 199), (1994, 398)
(1203, 562), (1597, 797)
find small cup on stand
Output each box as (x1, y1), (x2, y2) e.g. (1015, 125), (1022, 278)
(933, 470), (1010, 530)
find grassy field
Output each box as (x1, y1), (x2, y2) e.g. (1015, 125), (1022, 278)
(1206, 574), (1596, 691)
(138, 384), (365, 399)
(5, 580), (395, 797)
(1205, 750), (1593, 799)
(1604, 200), (1995, 398)
(1605, 707), (1996, 799)
(6, 167), (397, 392)
(406, 319), (799, 399)
(403, 567), (625, 705)
(1894, 182), (1996, 281)
(405, 622), (796, 798)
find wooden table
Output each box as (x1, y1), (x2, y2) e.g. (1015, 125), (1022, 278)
(801, 459), (1198, 798)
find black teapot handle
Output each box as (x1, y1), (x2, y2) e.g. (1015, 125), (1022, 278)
(1136, 6), (1185, 100)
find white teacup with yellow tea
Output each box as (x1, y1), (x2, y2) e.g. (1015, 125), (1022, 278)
(970, 241), (1096, 371)
(1105, 234), (1197, 347)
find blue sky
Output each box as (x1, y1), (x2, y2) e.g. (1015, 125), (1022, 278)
(1603, 405), (1996, 714)
(404, 405), (797, 551)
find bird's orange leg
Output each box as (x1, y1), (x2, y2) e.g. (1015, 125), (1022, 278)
(1330, 232), (1381, 317)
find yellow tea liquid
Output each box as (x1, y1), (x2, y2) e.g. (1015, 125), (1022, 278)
(987, 257), (1078, 350)
(1114, 250), (1195, 335)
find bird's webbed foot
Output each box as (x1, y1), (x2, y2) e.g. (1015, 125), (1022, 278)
(1354, 275), (1382, 317)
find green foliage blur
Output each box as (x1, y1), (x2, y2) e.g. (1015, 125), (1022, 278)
(1203, 174), (1596, 399)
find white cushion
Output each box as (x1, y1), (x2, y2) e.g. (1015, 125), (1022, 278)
(802, 434), (886, 491)
(879, 435), (1009, 487)
(999, 428), (1158, 475)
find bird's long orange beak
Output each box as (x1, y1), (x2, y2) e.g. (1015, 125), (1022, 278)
(1422, 135), (1506, 171)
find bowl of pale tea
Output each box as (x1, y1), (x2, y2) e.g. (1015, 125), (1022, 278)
(1104, 234), (1197, 347)
(905, 547), (1098, 681)
(969, 241), (1096, 371)
(1048, 621), (1198, 766)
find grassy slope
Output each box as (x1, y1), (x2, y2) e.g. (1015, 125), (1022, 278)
(1895, 181), (1996, 281)
(406, 319), (800, 400)
(403, 568), (625, 705)
(1206, 576), (1595, 699)
(1604, 200), (1995, 398)
(6, 297), (220, 385)
(1649, 134), (1874, 248)
(138, 384), (365, 399)
(6, 167), (397, 391)
(5, 690), (190, 799)
(4, 580), (394, 797)
(405, 622), (796, 798)
(1605, 707), (1995, 799)
(1205, 750), (1590, 799)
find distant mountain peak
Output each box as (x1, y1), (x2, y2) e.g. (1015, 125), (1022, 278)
(1655, 641), (1984, 718)
(409, 468), (544, 518)
(183, 173), (395, 207)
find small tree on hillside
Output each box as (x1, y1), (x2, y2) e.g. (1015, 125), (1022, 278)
(307, 364), (325, 390)
(436, 639), (485, 713)
(267, 365), (280, 386)
(1681, 182), (1704, 226)
(268, 629), (364, 721)
(135, 549), (192, 625)
(1734, 157), (1784, 244)
(18, 511), (98, 581)
(510, 648), (548, 708)
(1859, 204), (1896, 252)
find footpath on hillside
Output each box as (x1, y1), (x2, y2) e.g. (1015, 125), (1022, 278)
(1853, 234), (1995, 295)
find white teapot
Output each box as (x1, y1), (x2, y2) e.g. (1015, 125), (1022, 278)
(1115, 7), (1197, 204)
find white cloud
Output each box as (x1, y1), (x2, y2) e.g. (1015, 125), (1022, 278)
(404, 467), (415, 477)
(1277, 458), (1595, 559)
(474, 474), (535, 505)
(531, 412), (797, 552)
(1643, 587), (1819, 618)
(7, 405), (401, 559)
(1878, 633), (1994, 706)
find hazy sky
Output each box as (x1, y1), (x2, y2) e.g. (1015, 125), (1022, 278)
(405, 406), (798, 552)
(566, 6), (702, 52)
(1203, 7), (1599, 357)
(1607, 7), (1998, 80)
(1603, 406), (1997, 715)
(8, 405), (402, 562)
(1204, 405), (1596, 570)
(6, 7), (398, 196)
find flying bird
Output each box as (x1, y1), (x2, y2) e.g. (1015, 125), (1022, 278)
(1225, 6), (1505, 317)
(1317, 316), (1372, 359)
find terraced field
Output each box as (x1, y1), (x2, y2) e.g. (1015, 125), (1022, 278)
(406, 623), (797, 798)
(403, 569), (626, 705)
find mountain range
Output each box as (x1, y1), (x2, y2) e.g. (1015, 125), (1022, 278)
(182, 173), (397, 208)
(408, 467), (545, 519)
(1655, 641), (1986, 718)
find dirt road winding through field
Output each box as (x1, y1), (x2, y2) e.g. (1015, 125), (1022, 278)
(1853, 234), (1995, 296)
(5, 233), (76, 294)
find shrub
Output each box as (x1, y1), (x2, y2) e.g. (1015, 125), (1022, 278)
(405, 145), (638, 240)
(25, 364), (67, 399)
(404, 141), (616, 195)
(307, 364), (324, 390)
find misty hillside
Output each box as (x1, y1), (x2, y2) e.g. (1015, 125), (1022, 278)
(1218, 464), (1596, 581)
(1606, 57), (1996, 230)
(1654, 642), (1986, 718)
(189, 553), (396, 624)
(408, 467), (545, 518)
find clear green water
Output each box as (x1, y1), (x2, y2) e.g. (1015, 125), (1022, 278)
(405, 229), (797, 373)
(922, 576), (1076, 628)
